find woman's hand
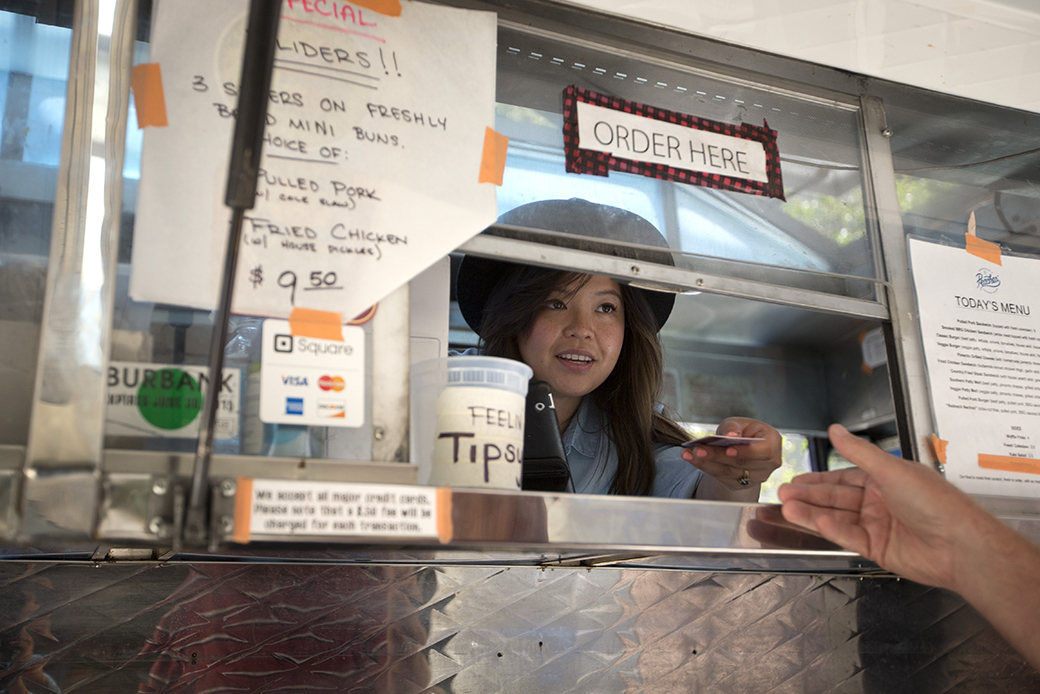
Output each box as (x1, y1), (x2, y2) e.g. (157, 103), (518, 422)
(683, 417), (783, 501)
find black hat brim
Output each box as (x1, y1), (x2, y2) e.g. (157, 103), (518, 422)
(456, 200), (676, 336)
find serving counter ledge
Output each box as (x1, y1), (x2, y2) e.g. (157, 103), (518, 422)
(3, 444), (1038, 576)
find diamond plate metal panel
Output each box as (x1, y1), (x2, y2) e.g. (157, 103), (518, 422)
(0, 561), (1036, 693)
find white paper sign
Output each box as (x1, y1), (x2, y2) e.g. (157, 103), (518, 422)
(908, 238), (1040, 497)
(130, 0), (498, 320)
(861, 327), (888, 369)
(105, 361), (240, 438)
(575, 100), (769, 183)
(241, 480), (438, 539)
(259, 318), (365, 426)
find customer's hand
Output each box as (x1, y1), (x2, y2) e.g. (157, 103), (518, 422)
(778, 423), (1040, 671)
(778, 423), (973, 589)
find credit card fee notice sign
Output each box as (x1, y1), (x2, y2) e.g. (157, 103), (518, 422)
(259, 319), (365, 427)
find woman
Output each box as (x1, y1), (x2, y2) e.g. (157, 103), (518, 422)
(456, 198), (782, 501)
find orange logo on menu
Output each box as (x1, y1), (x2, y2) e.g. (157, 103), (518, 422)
(318, 375), (345, 392)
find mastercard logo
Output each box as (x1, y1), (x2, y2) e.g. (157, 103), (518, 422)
(318, 375), (345, 392)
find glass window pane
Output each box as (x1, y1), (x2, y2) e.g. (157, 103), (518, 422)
(886, 98), (1040, 259)
(495, 25), (878, 299)
(0, 8), (71, 446)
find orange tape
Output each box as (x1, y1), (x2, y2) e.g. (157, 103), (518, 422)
(965, 232), (1001, 265)
(349, 0), (401, 16)
(478, 127), (509, 185)
(436, 487), (453, 543)
(130, 63), (168, 128)
(233, 477), (253, 544)
(930, 435), (948, 465)
(979, 454), (1040, 476)
(289, 307), (343, 341)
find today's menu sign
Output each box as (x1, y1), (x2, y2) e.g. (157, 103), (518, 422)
(909, 238), (1040, 497)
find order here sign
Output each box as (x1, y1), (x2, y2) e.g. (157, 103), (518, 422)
(563, 85), (785, 201)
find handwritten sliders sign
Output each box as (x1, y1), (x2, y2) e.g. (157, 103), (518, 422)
(563, 86), (785, 201)
(129, 0), (498, 319)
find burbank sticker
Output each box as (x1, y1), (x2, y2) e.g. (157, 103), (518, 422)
(106, 362), (240, 438)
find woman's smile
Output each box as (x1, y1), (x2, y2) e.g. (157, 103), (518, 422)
(556, 350), (595, 369)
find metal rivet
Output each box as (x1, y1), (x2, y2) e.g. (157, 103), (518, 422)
(220, 516), (234, 533)
(374, 427), (386, 440)
(152, 478), (169, 496)
(881, 127), (893, 137)
(696, 278), (704, 287)
(630, 265), (640, 275)
(220, 479), (236, 497)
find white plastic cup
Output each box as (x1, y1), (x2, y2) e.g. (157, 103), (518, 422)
(410, 356), (533, 489)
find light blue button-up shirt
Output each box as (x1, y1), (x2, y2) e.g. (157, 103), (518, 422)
(562, 397), (703, 498)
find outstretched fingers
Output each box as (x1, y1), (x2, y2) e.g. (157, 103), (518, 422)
(786, 466), (869, 489)
(778, 476), (867, 512)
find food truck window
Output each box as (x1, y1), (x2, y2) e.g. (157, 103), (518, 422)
(0, 0), (896, 483)
(446, 15), (896, 498)
(492, 23), (878, 299)
(96, 0), (894, 488)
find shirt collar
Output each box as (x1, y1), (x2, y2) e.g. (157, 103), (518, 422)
(562, 397), (604, 459)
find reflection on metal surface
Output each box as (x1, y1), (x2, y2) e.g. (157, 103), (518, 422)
(458, 234), (891, 320)
(2, 443), (1039, 557)
(95, 455), (418, 544)
(0, 560), (1035, 692)
(212, 483), (849, 556)
(0, 467), (18, 538)
(22, 0), (138, 538)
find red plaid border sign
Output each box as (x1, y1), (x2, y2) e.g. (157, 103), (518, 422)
(563, 85), (785, 201)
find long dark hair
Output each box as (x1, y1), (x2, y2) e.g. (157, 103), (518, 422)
(479, 265), (688, 496)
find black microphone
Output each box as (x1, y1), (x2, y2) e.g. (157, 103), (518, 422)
(521, 380), (572, 492)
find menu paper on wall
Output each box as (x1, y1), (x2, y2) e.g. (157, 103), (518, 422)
(908, 238), (1040, 497)
(129, 0), (498, 321)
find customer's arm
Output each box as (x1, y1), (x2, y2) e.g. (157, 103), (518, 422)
(779, 424), (1040, 671)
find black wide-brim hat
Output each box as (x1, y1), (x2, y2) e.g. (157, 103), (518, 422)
(456, 198), (676, 336)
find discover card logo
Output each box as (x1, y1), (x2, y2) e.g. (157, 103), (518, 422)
(317, 399), (346, 418)
(976, 268), (1000, 294)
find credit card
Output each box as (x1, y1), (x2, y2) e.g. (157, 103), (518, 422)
(682, 435), (765, 447)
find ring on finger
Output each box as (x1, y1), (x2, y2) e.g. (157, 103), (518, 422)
(738, 469), (750, 486)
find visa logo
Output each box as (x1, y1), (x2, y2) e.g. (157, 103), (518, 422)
(281, 375), (309, 386)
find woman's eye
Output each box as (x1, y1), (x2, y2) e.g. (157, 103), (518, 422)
(547, 299), (566, 310)
(598, 303), (618, 314)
